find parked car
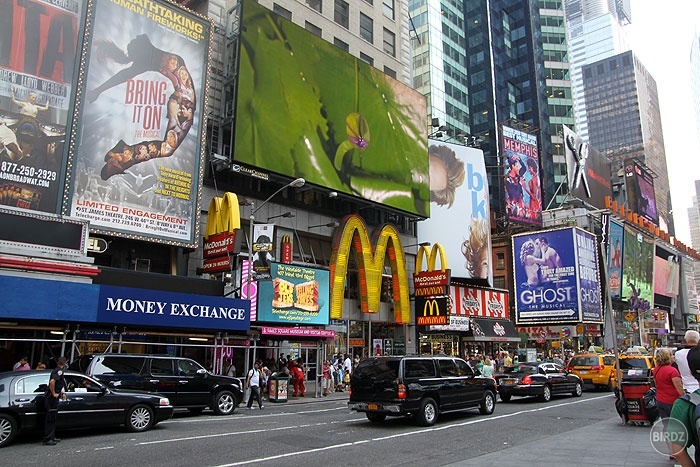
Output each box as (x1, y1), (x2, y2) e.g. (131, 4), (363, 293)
(348, 355), (497, 427)
(0, 369), (173, 448)
(566, 352), (616, 390)
(496, 362), (583, 402)
(72, 354), (244, 415)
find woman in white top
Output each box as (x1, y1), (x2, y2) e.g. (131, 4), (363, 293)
(481, 357), (495, 379)
(12, 89), (48, 118)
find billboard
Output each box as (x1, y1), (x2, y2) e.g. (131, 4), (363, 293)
(235, 0), (429, 217)
(449, 286), (509, 319)
(653, 245), (679, 300)
(624, 159), (658, 225)
(513, 227), (602, 324)
(563, 125), (612, 209)
(257, 262), (330, 325)
(418, 142), (492, 281)
(622, 225), (654, 307)
(501, 124), (541, 226)
(0, 0), (84, 213)
(66, 0), (211, 247)
(607, 220), (624, 298)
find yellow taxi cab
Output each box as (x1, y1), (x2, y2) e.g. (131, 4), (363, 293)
(617, 347), (655, 382)
(566, 352), (616, 390)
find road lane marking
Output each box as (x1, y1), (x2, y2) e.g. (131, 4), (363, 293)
(162, 406), (347, 424)
(214, 394), (613, 466)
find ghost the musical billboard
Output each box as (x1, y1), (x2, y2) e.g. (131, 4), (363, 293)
(0, 0), (83, 213)
(67, 0), (210, 247)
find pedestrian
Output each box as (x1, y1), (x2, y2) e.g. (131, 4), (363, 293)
(43, 356), (68, 445)
(13, 356), (30, 371)
(246, 361), (264, 410)
(481, 357), (495, 379)
(225, 359), (236, 377)
(653, 348), (684, 460)
(667, 346), (700, 464)
(674, 330), (700, 393)
(322, 360), (331, 396)
(342, 354), (353, 390)
(36, 362), (46, 370)
(292, 359), (306, 397)
(503, 352), (512, 367)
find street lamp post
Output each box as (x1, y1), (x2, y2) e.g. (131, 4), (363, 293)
(245, 177), (305, 304)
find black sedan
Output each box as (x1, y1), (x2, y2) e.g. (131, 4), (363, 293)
(495, 362), (583, 402)
(0, 370), (174, 448)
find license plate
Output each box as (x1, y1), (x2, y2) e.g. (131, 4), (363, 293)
(367, 403), (378, 411)
(580, 370), (588, 374)
(502, 380), (514, 386)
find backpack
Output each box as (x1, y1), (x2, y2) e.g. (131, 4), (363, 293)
(642, 387), (658, 422)
(679, 392), (700, 466)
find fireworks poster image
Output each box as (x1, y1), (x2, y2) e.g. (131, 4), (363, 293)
(68, 0), (210, 246)
(0, 0), (83, 213)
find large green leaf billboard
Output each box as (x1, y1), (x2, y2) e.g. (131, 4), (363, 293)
(235, 0), (429, 216)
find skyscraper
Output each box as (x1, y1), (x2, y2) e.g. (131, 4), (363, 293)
(564, 0), (630, 141)
(691, 31), (700, 140)
(583, 50), (675, 235)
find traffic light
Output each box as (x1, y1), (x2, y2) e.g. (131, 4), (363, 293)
(560, 329), (566, 339)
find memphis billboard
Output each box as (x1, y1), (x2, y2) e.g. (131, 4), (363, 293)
(501, 124), (541, 226)
(257, 262), (330, 326)
(513, 227), (602, 324)
(0, 0), (84, 214)
(624, 159), (658, 225)
(418, 141), (492, 281)
(65, 0), (211, 247)
(563, 125), (612, 209)
(235, 0), (429, 217)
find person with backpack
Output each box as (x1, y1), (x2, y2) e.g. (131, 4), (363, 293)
(245, 361), (264, 410)
(668, 345), (700, 465)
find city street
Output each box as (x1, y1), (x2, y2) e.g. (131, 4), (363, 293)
(1, 391), (666, 466)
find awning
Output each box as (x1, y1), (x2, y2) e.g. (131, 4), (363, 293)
(464, 318), (521, 342)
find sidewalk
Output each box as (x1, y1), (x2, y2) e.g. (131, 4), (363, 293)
(261, 378), (350, 405)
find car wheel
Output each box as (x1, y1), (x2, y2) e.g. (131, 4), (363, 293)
(415, 397), (438, 427)
(126, 404), (154, 432)
(573, 382), (583, 397)
(213, 390), (236, 415)
(499, 393), (511, 402)
(366, 412), (387, 423)
(539, 385), (552, 402)
(479, 390), (496, 415)
(0, 413), (18, 448)
(187, 407), (205, 415)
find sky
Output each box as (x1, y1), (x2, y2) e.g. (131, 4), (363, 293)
(625, 0), (700, 246)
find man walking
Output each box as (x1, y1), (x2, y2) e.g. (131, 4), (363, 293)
(675, 330), (700, 393)
(246, 361), (264, 410)
(43, 356), (68, 446)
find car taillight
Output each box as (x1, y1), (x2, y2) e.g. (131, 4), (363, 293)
(348, 389), (352, 397)
(522, 376), (532, 385)
(592, 365), (604, 371)
(397, 383), (406, 399)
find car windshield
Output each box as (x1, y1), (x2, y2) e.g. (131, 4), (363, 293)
(570, 356), (599, 367)
(353, 358), (400, 381)
(503, 364), (536, 375)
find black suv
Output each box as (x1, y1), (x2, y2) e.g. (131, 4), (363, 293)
(348, 355), (497, 426)
(72, 354), (244, 415)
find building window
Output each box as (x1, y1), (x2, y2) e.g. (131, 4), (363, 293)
(272, 3), (292, 20)
(496, 252), (505, 270)
(382, 28), (396, 57)
(493, 276), (506, 289)
(306, 0), (322, 13)
(360, 13), (373, 43)
(359, 52), (374, 66)
(383, 66), (396, 79)
(334, 37), (349, 52)
(334, 0), (349, 29)
(383, 0), (395, 19)
(305, 21), (322, 37)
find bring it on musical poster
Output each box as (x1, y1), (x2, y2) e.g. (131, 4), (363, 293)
(68, 0), (211, 246)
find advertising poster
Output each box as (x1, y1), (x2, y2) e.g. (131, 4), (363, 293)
(0, 0), (83, 213)
(67, 0), (210, 246)
(563, 125), (612, 209)
(257, 262), (330, 325)
(236, 0), (429, 217)
(573, 229), (602, 322)
(449, 286), (508, 319)
(607, 221), (624, 298)
(501, 124), (541, 226)
(622, 225), (654, 308)
(513, 228), (579, 324)
(624, 159), (658, 225)
(418, 142), (492, 282)
(253, 223), (275, 281)
(653, 245), (679, 300)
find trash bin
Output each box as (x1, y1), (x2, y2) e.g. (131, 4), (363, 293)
(268, 373), (290, 403)
(620, 380), (653, 424)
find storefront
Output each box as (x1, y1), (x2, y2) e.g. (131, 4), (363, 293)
(462, 318), (520, 357)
